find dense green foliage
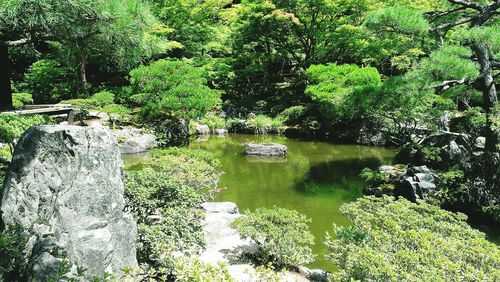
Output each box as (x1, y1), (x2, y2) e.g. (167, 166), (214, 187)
(0, 115), (52, 156)
(306, 64), (381, 122)
(63, 91), (115, 110)
(243, 115), (285, 134)
(172, 257), (233, 282)
(360, 167), (389, 187)
(22, 59), (81, 103)
(130, 60), (220, 122)
(231, 207), (315, 269)
(326, 196), (500, 281)
(11, 93), (33, 109)
(0, 225), (27, 280)
(199, 114), (228, 132)
(124, 149), (221, 275)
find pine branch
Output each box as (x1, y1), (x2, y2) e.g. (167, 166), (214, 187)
(432, 17), (473, 31)
(433, 78), (468, 93)
(448, 0), (483, 11)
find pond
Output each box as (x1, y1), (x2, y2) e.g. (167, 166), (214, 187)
(122, 133), (500, 271)
(189, 134), (395, 271)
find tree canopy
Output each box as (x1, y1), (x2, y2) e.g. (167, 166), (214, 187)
(129, 60), (220, 121)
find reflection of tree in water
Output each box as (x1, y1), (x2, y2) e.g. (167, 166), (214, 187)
(294, 157), (384, 194)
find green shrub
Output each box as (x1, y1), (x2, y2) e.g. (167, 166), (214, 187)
(441, 168), (465, 189)
(483, 205), (500, 222)
(124, 150), (221, 273)
(360, 168), (389, 187)
(200, 114), (227, 132)
(231, 207), (315, 269)
(0, 225), (28, 280)
(150, 147), (221, 169)
(246, 115), (285, 134)
(396, 143), (443, 167)
(98, 104), (132, 128)
(305, 64), (381, 121)
(136, 206), (206, 271)
(244, 265), (286, 282)
(90, 91), (115, 107)
(416, 145), (443, 165)
(173, 257), (233, 282)
(326, 196), (500, 281)
(0, 115), (53, 153)
(278, 106), (306, 125)
(129, 60), (220, 122)
(142, 154), (221, 197)
(22, 59), (80, 103)
(125, 153), (220, 215)
(62, 91), (115, 110)
(431, 168), (467, 206)
(60, 98), (88, 108)
(128, 93), (149, 107)
(12, 93), (33, 109)
(0, 145), (12, 164)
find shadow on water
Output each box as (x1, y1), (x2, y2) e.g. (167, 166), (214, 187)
(294, 157), (384, 194)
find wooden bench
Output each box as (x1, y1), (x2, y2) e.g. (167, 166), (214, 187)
(1, 105), (81, 125)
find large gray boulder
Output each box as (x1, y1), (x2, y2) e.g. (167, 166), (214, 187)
(1, 125), (137, 280)
(245, 143), (288, 156)
(112, 127), (157, 154)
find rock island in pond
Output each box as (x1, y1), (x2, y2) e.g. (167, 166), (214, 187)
(245, 143), (287, 156)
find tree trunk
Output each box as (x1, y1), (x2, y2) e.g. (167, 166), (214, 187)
(79, 50), (88, 93)
(0, 45), (13, 110)
(472, 43), (499, 153)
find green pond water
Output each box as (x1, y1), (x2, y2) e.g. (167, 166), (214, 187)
(189, 134), (395, 271)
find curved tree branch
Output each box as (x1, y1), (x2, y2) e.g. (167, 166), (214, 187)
(448, 0), (483, 11)
(432, 0), (500, 32)
(2, 38), (31, 46)
(433, 78), (468, 93)
(432, 17), (473, 31)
